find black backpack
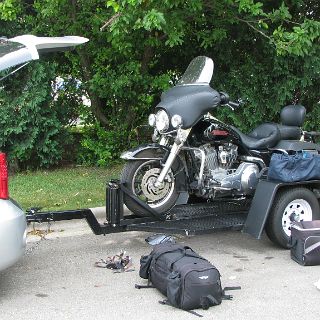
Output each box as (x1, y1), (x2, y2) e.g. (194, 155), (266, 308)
(137, 243), (240, 311)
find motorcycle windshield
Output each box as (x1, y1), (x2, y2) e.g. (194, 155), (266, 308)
(177, 56), (214, 85)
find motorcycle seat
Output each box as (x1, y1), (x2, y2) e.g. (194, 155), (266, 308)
(277, 124), (302, 140)
(231, 123), (281, 150)
(276, 105), (305, 140)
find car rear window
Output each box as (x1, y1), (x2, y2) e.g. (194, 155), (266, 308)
(0, 38), (25, 58)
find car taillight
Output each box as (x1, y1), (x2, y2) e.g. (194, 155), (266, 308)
(0, 153), (9, 200)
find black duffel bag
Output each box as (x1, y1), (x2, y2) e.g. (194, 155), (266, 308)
(290, 220), (320, 266)
(137, 243), (239, 311)
(268, 152), (320, 183)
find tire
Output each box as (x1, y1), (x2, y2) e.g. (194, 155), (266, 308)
(120, 160), (179, 217)
(265, 187), (320, 249)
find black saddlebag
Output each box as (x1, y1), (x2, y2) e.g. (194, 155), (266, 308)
(268, 152), (320, 183)
(290, 220), (320, 266)
(138, 243), (238, 311)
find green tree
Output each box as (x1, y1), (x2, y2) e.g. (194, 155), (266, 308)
(0, 0), (319, 167)
(0, 62), (74, 169)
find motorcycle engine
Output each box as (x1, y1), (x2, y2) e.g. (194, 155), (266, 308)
(195, 143), (259, 195)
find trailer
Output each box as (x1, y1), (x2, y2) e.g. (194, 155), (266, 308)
(26, 180), (250, 236)
(26, 178), (320, 246)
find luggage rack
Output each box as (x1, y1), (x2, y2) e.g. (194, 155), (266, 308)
(26, 180), (249, 236)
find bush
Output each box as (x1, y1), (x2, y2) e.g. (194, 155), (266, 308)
(77, 123), (129, 166)
(0, 62), (73, 170)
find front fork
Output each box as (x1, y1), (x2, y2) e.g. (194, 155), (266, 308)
(154, 128), (191, 187)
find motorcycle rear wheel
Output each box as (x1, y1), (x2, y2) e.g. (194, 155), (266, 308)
(120, 160), (179, 217)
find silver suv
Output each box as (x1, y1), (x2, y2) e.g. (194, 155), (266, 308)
(0, 35), (88, 271)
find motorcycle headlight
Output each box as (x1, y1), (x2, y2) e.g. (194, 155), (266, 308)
(148, 114), (156, 127)
(155, 109), (169, 132)
(171, 114), (183, 128)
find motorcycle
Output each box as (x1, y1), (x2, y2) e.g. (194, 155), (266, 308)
(120, 56), (320, 247)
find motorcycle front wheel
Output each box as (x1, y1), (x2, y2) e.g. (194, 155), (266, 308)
(120, 160), (179, 217)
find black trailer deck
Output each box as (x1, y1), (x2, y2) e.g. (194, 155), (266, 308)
(26, 180), (250, 236)
(126, 203), (248, 235)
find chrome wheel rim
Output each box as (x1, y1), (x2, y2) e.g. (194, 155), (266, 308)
(282, 199), (313, 237)
(131, 160), (175, 208)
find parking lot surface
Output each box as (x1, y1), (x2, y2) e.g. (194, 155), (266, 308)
(1, 221), (319, 320)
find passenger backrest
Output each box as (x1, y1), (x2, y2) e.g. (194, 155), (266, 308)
(280, 105), (306, 127)
(277, 105), (305, 140)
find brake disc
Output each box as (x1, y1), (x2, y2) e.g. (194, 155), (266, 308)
(141, 168), (171, 201)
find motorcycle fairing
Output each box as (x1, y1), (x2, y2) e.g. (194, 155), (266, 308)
(155, 84), (221, 129)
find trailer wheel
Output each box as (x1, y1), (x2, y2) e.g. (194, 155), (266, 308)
(120, 160), (179, 217)
(265, 187), (320, 248)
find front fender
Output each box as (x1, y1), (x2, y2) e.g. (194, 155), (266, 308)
(120, 143), (169, 160)
(121, 143), (188, 192)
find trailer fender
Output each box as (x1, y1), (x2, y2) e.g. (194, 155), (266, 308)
(243, 179), (320, 239)
(120, 143), (188, 193)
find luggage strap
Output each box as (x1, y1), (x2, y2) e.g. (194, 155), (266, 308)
(159, 299), (203, 318)
(135, 277), (154, 289)
(135, 284), (154, 289)
(288, 237), (297, 249)
(222, 286), (241, 300)
(200, 295), (219, 309)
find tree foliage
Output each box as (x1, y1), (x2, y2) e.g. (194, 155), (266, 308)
(0, 62), (74, 169)
(0, 0), (319, 167)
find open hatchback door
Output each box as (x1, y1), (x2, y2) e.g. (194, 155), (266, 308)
(0, 34), (88, 272)
(0, 34), (88, 73)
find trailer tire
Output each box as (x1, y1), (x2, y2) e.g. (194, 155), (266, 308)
(265, 187), (320, 249)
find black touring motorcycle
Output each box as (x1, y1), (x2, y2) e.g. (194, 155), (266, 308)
(121, 56), (320, 248)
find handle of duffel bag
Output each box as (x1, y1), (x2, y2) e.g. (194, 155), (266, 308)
(169, 249), (208, 269)
(153, 245), (194, 260)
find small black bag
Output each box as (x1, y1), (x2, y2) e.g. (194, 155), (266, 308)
(290, 220), (320, 266)
(138, 243), (239, 311)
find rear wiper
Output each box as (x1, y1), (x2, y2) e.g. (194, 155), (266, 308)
(0, 62), (29, 82)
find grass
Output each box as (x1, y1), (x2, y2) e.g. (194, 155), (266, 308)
(9, 165), (123, 211)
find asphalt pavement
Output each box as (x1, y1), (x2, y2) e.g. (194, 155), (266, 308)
(1, 212), (320, 320)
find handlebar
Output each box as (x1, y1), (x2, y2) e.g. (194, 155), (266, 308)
(305, 131), (320, 137)
(219, 91), (242, 110)
(228, 100), (240, 109)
